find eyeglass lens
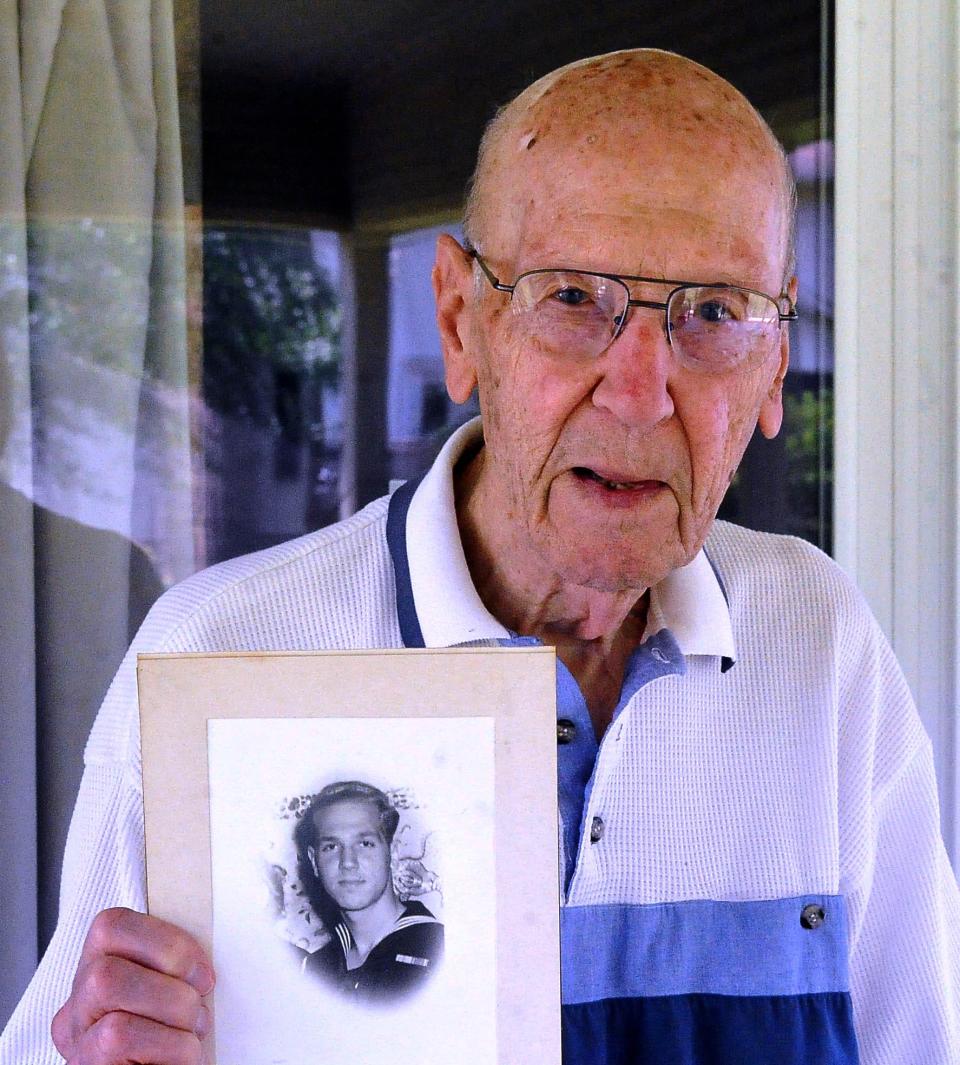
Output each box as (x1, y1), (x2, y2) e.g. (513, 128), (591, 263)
(510, 270), (781, 369)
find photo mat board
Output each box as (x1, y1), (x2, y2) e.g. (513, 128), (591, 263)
(138, 648), (561, 1065)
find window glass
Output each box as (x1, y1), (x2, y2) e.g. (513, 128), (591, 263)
(716, 140), (834, 549)
(3, 4), (834, 1000)
(201, 224), (345, 563)
(387, 224), (479, 485)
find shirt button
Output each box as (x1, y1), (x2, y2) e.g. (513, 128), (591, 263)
(590, 816), (605, 843)
(800, 903), (825, 929)
(557, 719), (576, 745)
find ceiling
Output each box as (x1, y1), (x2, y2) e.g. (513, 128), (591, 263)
(198, 0), (828, 225)
(201, 0), (824, 107)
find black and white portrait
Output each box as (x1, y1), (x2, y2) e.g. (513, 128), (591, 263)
(206, 715), (495, 1065)
(276, 779), (444, 1003)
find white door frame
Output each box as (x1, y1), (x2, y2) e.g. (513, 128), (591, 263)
(833, 0), (959, 864)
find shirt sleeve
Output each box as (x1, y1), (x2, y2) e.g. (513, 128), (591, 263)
(0, 504), (393, 1063)
(838, 607), (960, 1065)
(846, 740), (960, 1064)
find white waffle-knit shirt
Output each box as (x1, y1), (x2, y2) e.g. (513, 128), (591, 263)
(2, 419), (959, 1064)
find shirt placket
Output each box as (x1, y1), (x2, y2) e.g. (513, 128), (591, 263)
(563, 630), (686, 903)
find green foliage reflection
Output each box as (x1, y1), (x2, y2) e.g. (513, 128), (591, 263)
(202, 225), (341, 429)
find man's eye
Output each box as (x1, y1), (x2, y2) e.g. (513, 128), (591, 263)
(319, 843), (337, 853)
(697, 299), (736, 323)
(551, 286), (592, 307)
(360, 839), (376, 847)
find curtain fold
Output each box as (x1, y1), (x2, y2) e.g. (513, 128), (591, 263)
(1, 0), (41, 1030)
(0, 0), (193, 1029)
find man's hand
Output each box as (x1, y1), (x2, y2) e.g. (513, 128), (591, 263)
(51, 908), (214, 1064)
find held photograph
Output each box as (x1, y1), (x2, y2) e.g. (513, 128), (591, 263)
(137, 648), (560, 1065)
(207, 715), (484, 1064)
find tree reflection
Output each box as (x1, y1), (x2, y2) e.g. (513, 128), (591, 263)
(202, 225), (343, 561)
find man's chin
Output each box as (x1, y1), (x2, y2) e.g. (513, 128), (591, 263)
(335, 899), (376, 914)
(550, 540), (689, 596)
(331, 888), (369, 908)
(545, 491), (689, 586)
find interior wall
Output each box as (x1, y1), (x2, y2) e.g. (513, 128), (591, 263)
(201, 77), (351, 225)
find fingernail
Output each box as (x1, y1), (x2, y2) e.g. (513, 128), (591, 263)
(195, 1004), (211, 1038)
(187, 962), (215, 996)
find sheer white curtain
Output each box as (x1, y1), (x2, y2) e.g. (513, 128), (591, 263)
(0, 0), (194, 1028)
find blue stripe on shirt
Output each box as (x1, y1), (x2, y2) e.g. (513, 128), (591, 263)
(386, 476), (426, 648)
(562, 895), (850, 1003)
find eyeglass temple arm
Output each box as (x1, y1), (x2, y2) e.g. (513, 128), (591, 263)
(466, 246), (515, 293)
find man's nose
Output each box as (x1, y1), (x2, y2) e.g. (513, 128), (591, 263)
(339, 846), (359, 870)
(590, 307), (676, 428)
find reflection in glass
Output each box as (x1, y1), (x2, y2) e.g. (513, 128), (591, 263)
(717, 139), (833, 551)
(387, 224), (479, 485)
(201, 225), (343, 563)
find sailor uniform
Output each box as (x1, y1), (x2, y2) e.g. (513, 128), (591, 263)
(303, 901), (443, 1004)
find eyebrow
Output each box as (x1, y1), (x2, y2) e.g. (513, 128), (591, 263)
(315, 831), (382, 843)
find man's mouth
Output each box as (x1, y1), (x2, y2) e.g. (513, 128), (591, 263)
(572, 466), (662, 492)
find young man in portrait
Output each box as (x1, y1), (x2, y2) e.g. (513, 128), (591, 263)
(294, 781), (443, 1004)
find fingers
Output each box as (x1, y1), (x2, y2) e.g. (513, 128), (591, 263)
(69, 954), (209, 1039)
(80, 909), (214, 994)
(63, 1010), (205, 1065)
(52, 908), (214, 1064)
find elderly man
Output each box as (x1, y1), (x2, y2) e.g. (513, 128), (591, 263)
(3, 48), (958, 1065)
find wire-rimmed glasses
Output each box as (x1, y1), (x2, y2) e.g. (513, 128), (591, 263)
(468, 248), (797, 372)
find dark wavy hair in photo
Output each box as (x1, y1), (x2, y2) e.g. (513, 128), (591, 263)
(293, 781), (400, 930)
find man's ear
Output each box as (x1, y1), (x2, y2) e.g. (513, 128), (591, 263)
(307, 845), (319, 878)
(758, 274), (797, 440)
(432, 234), (479, 404)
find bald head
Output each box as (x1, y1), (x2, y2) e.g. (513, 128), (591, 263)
(464, 49), (796, 285)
